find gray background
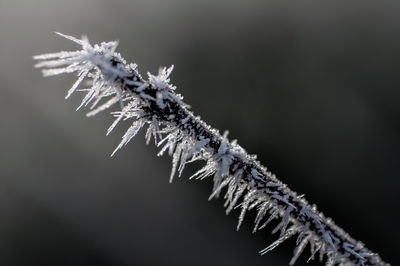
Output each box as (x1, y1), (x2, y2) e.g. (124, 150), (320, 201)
(0, 0), (399, 265)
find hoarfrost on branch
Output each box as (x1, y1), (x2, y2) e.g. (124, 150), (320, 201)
(34, 33), (388, 266)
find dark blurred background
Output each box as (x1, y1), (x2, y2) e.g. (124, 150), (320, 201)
(0, 0), (399, 265)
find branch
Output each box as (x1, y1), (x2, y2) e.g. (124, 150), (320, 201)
(34, 33), (388, 266)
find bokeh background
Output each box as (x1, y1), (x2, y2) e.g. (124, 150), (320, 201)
(0, 0), (399, 265)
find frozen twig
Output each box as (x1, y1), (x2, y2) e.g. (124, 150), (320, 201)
(34, 33), (388, 266)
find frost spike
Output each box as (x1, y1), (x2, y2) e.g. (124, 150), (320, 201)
(225, 184), (246, 214)
(259, 225), (301, 255)
(259, 208), (279, 230)
(111, 120), (144, 157)
(170, 142), (183, 183)
(289, 233), (312, 265)
(86, 96), (120, 117)
(253, 201), (271, 233)
(208, 176), (232, 201)
(55, 32), (85, 45)
(237, 189), (257, 230)
(272, 206), (293, 237)
(66, 69), (89, 99)
(307, 240), (321, 263)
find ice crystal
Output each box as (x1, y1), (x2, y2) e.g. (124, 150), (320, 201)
(148, 65), (174, 91)
(34, 33), (388, 266)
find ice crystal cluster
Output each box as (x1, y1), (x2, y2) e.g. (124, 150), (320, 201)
(34, 33), (388, 266)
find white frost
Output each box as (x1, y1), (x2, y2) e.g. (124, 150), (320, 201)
(34, 33), (387, 266)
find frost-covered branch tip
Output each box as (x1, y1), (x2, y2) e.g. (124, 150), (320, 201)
(34, 33), (388, 266)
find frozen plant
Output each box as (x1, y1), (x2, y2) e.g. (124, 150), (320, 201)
(34, 33), (388, 266)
